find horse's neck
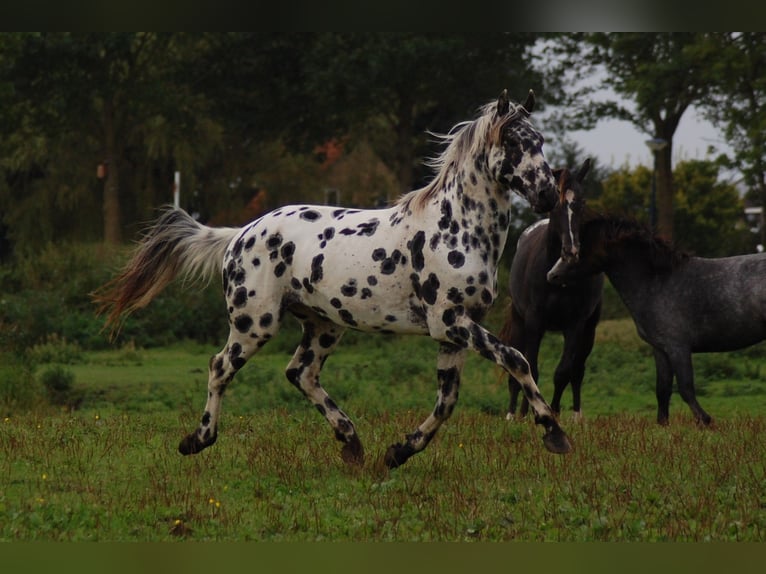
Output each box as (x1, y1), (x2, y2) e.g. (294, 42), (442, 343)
(441, 170), (513, 266)
(604, 244), (664, 314)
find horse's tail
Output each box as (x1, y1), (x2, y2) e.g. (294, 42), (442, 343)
(94, 207), (240, 333)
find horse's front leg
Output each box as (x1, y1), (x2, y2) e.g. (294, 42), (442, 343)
(445, 315), (572, 455)
(384, 343), (466, 469)
(666, 347), (712, 426)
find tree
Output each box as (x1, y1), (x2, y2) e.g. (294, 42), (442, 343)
(699, 33), (766, 249)
(0, 33), (224, 246)
(293, 33), (543, 194)
(595, 160), (750, 257)
(541, 33), (718, 241)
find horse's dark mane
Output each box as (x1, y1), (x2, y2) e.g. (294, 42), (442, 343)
(582, 211), (689, 271)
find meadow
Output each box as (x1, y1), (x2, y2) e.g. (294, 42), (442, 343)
(2, 310), (766, 542)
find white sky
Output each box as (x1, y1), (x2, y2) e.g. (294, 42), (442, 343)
(564, 105), (733, 170)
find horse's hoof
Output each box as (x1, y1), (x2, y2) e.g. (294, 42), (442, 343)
(383, 442), (415, 469)
(341, 436), (365, 465)
(542, 426), (572, 454)
(178, 432), (215, 455)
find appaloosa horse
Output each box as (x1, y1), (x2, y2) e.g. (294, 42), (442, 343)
(547, 182), (766, 426)
(500, 159), (603, 421)
(96, 89), (572, 469)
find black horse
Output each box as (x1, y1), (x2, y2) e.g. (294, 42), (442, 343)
(547, 182), (766, 426)
(500, 159), (604, 420)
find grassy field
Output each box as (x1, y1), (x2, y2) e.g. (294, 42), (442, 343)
(2, 315), (766, 541)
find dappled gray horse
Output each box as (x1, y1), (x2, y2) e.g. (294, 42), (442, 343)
(96, 90), (572, 469)
(547, 181), (766, 426)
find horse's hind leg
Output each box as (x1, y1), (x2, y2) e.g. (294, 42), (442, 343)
(284, 313), (361, 464)
(178, 300), (280, 454)
(179, 320), (278, 455)
(385, 343), (466, 468)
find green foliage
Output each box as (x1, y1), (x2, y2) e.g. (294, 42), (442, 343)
(595, 159), (753, 256)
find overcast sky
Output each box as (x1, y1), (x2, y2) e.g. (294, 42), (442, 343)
(563, 105), (733, 170)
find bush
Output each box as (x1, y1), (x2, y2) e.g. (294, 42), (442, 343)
(0, 356), (41, 412)
(38, 364), (83, 408)
(0, 242), (231, 352)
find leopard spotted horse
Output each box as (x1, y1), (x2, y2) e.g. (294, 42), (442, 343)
(96, 89), (572, 469)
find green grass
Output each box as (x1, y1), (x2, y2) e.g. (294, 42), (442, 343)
(3, 315), (766, 541)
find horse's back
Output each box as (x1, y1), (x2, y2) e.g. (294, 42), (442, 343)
(654, 254), (766, 352)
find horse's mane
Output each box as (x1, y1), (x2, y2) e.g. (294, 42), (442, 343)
(582, 212), (689, 271)
(396, 100), (528, 210)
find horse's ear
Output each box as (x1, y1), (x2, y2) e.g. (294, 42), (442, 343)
(522, 89), (535, 114)
(576, 158), (592, 183)
(496, 89), (510, 117)
(552, 168), (565, 186)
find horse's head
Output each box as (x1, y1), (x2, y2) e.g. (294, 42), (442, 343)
(547, 158), (592, 285)
(493, 89), (557, 213)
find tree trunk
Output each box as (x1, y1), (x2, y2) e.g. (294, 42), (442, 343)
(103, 98), (122, 244)
(656, 140), (674, 242)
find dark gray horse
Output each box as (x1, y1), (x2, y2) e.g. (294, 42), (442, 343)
(500, 159), (603, 421)
(547, 183), (766, 426)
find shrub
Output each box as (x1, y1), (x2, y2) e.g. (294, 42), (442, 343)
(38, 364), (83, 408)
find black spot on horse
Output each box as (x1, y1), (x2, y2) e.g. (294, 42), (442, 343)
(339, 309), (357, 326)
(341, 280), (358, 297)
(259, 313), (273, 328)
(310, 254), (325, 283)
(234, 314), (253, 334)
(280, 242), (296, 263)
(421, 273), (441, 305)
(409, 230), (426, 272)
(330, 298), (342, 309)
(361, 288), (372, 299)
(300, 210), (321, 221)
(232, 287), (248, 308)
(438, 199), (453, 230)
(318, 333), (337, 348)
(367, 275), (378, 286)
(245, 237), (255, 250)
(371, 248), (386, 262)
(447, 250), (465, 268)
(274, 262), (287, 277)
(266, 233), (283, 249)
(291, 278), (302, 290)
(357, 219), (379, 237)
(446, 287), (464, 304)
(233, 268), (246, 286)
(380, 258), (396, 275)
